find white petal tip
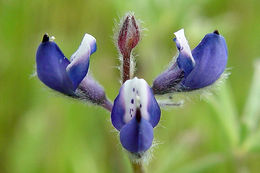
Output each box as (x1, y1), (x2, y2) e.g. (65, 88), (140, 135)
(82, 33), (96, 54)
(174, 29), (195, 65)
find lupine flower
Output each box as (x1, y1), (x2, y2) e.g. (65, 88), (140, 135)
(35, 12), (230, 172)
(36, 33), (112, 110)
(153, 29), (228, 94)
(111, 77), (161, 153)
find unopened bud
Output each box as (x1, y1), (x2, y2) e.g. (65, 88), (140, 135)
(117, 14), (141, 83)
(118, 14), (140, 57)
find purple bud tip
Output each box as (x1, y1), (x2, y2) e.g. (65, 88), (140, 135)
(213, 30), (219, 35)
(118, 14), (140, 56)
(42, 33), (49, 43)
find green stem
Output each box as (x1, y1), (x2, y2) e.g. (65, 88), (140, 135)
(131, 161), (145, 173)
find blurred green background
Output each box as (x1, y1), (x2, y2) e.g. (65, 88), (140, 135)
(0, 0), (260, 172)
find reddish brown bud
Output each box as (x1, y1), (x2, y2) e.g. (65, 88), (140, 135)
(118, 14), (140, 57)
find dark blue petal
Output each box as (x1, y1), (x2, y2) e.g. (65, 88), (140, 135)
(66, 34), (96, 90)
(36, 36), (74, 95)
(111, 87), (126, 130)
(182, 32), (228, 90)
(147, 87), (161, 127)
(120, 116), (153, 153)
(177, 54), (194, 76)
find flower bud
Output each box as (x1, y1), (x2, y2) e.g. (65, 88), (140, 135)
(117, 14), (140, 57)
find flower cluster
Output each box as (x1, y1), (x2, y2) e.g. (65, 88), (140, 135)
(35, 13), (228, 158)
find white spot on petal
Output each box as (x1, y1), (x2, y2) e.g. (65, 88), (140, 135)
(121, 77), (150, 123)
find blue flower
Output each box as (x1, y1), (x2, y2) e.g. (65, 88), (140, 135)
(36, 33), (112, 110)
(111, 77), (161, 153)
(153, 29), (228, 94)
(36, 33), (96, 96)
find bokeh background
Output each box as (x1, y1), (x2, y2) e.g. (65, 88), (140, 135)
(0, 0), (260, 172)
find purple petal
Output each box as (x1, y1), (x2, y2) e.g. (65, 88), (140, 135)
(120, 112), (153, 153)
(147, 87), (161, 127)
(76, 74), (112, 110)
(152, 63), (184, 94)
(111, 88), (126, 130)
(182, 31), (228, 90)
(111, 77), (161, 130)
(36, 34), (74, 95)
(66, 34), (96, 90)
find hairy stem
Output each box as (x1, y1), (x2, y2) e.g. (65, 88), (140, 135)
(131, 162), (145, 173)
(123, 53), (131, 83)
(102, 99), (113, 112)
